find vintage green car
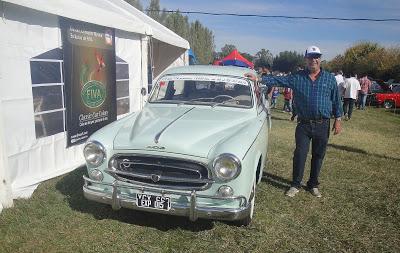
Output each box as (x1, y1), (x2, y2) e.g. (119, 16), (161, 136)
(83, 65), (270, 225)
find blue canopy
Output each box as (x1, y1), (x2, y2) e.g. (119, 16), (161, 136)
(188, 49), (197, 65)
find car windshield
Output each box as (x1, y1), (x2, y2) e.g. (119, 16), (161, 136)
(149, 74), (253, 108)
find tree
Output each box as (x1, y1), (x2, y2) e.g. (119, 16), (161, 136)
(254, 49), (273, 68)
(324, 54), (344, 73)
(189, 21), (215, 64)
(146, 0), (167, 24)
(124, 0), (143, 11)
(165, 11), (190, 39)
(273, 51), (304, 73)
(342, 42), (383, 76)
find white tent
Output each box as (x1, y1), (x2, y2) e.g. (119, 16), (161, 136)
(0, 0), (189, 212)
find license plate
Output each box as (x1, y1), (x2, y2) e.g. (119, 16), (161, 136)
(136, 193), (171, 211)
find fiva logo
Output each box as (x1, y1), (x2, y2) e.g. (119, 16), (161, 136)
(81, 80), (106, 108)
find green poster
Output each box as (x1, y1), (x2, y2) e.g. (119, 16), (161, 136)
(60, 17), (116, 147)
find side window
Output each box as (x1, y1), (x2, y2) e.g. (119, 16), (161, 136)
(30, 48), (65, 139)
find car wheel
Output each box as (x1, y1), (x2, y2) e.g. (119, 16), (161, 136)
(235, 179), (256, 226)
(384, 100), (395, 109)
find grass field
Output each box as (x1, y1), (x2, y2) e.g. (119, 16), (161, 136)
(1, 102), (399, 253)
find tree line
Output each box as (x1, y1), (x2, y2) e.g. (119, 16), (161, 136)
(125, 0), (399, 81)
(323, 42), (400, 82)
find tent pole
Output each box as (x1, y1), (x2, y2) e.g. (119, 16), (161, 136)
(0, 99), (13, 212)
(140, 35), (150, 109)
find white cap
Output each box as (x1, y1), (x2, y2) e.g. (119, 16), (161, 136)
(305, 46), (322, 57)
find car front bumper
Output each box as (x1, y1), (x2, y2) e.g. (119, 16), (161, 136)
(83, 176), (250, 222)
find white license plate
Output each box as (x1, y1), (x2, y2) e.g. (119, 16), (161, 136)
(136, 193), (171, 211)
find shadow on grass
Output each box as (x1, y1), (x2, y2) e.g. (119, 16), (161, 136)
(56, 166), (214, 232)
(261, 171), (291, 190)
(328, 144), (400, 161)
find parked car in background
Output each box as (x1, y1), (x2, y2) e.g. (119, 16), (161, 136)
(82, 65), (271, 226)
(375, 84), (400, 108)
(366, 81), (383, 106)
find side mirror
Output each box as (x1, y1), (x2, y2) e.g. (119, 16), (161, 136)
(141, 87), (147, 96)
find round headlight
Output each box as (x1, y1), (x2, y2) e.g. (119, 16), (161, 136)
(89, 169), (104, 181)
(83, 141), (106, 167)
(213, 153), (241, 181)
(218, 185), (234, 197)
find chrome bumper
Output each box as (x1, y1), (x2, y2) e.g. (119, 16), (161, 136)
(83, 176), (250, 221)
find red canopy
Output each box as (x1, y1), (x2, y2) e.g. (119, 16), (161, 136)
(213, 49), (254, 69)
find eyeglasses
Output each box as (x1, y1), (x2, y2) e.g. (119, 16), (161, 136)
(306, 55), (321, 59)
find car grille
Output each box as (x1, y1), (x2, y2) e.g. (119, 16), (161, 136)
(109, 155), (212, 190)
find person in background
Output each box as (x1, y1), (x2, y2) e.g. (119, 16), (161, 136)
(335, 70), (345, 101)
(246, 45), (342, 198)
(343, 73), (361, 120)
(270, 87), (279, 109)
(358, 74), (372, 110)
(283, 87), (293, 112)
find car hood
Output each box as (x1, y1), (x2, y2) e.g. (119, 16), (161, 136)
(113, 105), (255, 158)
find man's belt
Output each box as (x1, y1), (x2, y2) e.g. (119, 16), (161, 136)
(298, 118), (329, 124)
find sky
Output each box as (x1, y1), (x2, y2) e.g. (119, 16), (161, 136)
(142, 0), (400, 60)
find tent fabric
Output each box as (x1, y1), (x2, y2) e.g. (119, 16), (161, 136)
(213, 49), (254, 69)
(0, 1), (189, 211)
(3, 0), (151, 36)
(3, 0), (189, 50)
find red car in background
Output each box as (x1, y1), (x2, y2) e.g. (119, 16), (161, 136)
(375, 85), (400, 108)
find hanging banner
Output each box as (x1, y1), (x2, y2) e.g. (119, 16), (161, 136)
(60, 18), (116, 147)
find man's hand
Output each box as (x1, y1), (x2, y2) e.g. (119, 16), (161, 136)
(332, 119), (342, 135)
(245, 73), (257, 82)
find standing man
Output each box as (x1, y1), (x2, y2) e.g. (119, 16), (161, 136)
(343, 73), (361, 120)
(335, 70), (345, 101)
(358, 74), (372, 110)
(246, 46), (342, 198)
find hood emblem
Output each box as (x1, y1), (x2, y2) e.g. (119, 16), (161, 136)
(151, 174), (161, 183)
(146, 145), (165, 150)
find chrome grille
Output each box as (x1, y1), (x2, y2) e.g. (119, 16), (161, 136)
(108, 155), (212, 190)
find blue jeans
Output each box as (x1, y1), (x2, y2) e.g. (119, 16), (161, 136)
(359, 94), (367, 109)
(271, 98), (277, 108)
(283, 99), (292, 112)
(292, 119), (330, 189)
(343, 98), (355, 118)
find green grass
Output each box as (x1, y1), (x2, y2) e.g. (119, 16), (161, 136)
(1, 101), (399, 253)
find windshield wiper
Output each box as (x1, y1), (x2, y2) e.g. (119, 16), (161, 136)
(211, 98), (239, 108)
(177, 98), (214, 106)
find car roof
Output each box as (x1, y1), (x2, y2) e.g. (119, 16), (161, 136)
(161, 65), (257, 78)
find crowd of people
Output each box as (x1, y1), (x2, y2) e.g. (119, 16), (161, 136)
(334, 71), (372, 120)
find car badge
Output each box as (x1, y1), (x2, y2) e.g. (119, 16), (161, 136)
(120, 159), (133, 169)
(151, 174), (161, 183)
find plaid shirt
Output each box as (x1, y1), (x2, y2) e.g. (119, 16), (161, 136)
(262, 69), (343, 119)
